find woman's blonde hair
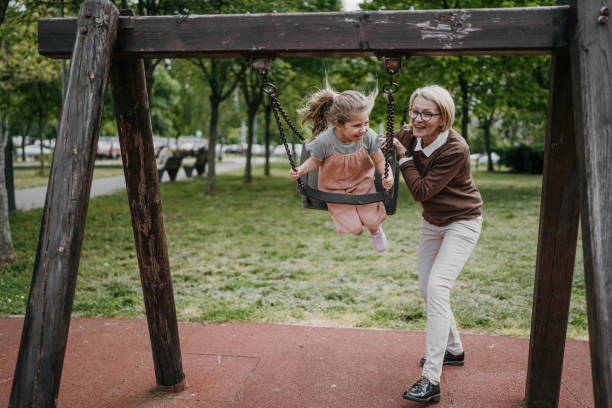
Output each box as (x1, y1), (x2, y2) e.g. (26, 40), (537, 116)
(298, 87), (377, 139)
(407, 85), (455, 132)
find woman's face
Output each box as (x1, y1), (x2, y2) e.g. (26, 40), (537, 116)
(334, 110), (370, 144)
(410, 96), (443, 145)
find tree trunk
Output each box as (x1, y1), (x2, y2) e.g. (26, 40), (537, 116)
(459, 72), (470, 143)
(20, 122), (31, 162)
(38, 97), (44, 174)
(0, 111), (16, 266)
(483, 118), (494, 172)
(0, 0), (8, 24)
(5, 134), (15, 211)
(244, 109), (255, 183)
(264, 101), (272, 176)
(206, 97), (219, 195)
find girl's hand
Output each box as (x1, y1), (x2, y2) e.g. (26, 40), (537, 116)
(383, 173), (394, 190)
(289, 168), (301, 180)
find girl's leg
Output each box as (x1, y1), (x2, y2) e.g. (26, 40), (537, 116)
(422, 217), (482, 384)
(358, 202), (387, 233)
(327, 203), (364, 234)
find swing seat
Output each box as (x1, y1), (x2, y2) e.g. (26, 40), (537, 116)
(298, 143), (400, 215)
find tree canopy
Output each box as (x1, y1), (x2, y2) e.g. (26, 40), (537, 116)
(4, 0), (555, 167)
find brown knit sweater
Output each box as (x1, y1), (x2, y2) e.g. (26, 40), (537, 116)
(396, 127), (483, 226)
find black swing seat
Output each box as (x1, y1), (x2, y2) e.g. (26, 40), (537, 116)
(298, 143), (400, 215)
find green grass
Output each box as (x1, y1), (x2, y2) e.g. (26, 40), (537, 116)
(13, 164), (125, 189)
(0, 164), (588, 340)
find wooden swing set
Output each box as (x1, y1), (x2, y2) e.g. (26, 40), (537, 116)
(8, 1), (612, 407)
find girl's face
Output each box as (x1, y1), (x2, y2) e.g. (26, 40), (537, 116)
(410, 96), (443, 145)
(334, 110), (370, 144)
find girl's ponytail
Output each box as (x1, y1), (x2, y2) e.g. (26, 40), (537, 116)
(298, 89), (337, 140)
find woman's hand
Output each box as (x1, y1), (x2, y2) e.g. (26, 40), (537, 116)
(379, 137), (407, 156)
(383, 173), (394, 190)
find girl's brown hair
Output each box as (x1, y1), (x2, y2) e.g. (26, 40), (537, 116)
(298, 87), (377, 140)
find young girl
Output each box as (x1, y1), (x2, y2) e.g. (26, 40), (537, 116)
(289, 88), (394, 252)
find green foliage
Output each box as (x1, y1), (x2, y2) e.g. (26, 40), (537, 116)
(0, 1), (62, 145)
(4, 1), (555, 170)
(151, 64), (181, 137)
(501, 144), (544, 174)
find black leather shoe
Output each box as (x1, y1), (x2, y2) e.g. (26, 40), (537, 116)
(420, 350), (464, 367)
(402, 377), (441, 403)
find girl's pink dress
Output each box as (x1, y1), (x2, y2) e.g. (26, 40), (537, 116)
(318, 133), (387, 234)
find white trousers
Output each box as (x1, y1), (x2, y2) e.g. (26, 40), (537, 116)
(418, 216), (482, 383)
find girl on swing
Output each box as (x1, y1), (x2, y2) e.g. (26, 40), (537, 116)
(289, 88), (394, 252)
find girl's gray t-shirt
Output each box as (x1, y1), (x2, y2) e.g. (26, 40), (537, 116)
(305, 127), (380, 161)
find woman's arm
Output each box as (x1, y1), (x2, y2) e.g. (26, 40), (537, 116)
(401, 149), (465, 202)
(289, 156), (323, 180)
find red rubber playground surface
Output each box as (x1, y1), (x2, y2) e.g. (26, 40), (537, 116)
(0, 317), (593, 407)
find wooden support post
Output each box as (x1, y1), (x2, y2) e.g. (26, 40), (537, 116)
(109, 10), (185, 392)
(524, 54), (580, 408)
(569, 1), (612, 406)
(9, 1), (119, 407)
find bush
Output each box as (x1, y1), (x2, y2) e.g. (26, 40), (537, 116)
(500, 144), (544, 174)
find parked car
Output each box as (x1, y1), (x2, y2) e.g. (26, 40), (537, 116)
(15, 144), (53, 158)
(97, 138), (121, 159)
(273, 143), (302, 158)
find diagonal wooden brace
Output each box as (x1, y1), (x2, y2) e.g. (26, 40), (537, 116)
(109, 8), (185, 392)
(9, 0), (119, 407)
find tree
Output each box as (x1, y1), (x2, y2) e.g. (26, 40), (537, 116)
(150, 64), (181, 143)
(0, 0), (13, 265)
(193, 58), (244, 194)
(239, 62), (265, 183)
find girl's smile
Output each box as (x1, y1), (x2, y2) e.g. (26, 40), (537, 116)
(334, 110), (370, 144)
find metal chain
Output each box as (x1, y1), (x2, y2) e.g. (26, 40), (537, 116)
(382, 58), (400, 183)
(384, 91), (395, 181)
(257, 70), (305, 190)
(274, 98), (305, 143)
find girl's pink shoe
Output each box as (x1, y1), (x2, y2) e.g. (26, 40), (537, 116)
(370, 227), (387, 252)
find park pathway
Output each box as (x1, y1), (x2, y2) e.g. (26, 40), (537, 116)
(14, 156), (256, 211)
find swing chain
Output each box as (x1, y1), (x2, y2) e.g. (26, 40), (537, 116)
(254, 62), (305, 190)
(382, 57), (401, 184)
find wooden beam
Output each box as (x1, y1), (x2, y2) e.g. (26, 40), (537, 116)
(9, 0), (119, 406)
(39, 6), (569, 59)
(110, 11), (185, 392)
(525, 54), (580, 408)
(569, 1), (612, 407)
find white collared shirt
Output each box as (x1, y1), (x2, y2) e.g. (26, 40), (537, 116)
(399, 130), (449, 165)
(414, 130), (449, 157)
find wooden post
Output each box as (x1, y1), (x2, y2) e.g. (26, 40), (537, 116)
(524, 54), (580, 408)
(109, 10), (185, 392)
(569, 1), (612, 407)
(9, 1), (119, 407)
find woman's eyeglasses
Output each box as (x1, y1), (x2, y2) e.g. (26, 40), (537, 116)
(409, 109), (441, 122)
